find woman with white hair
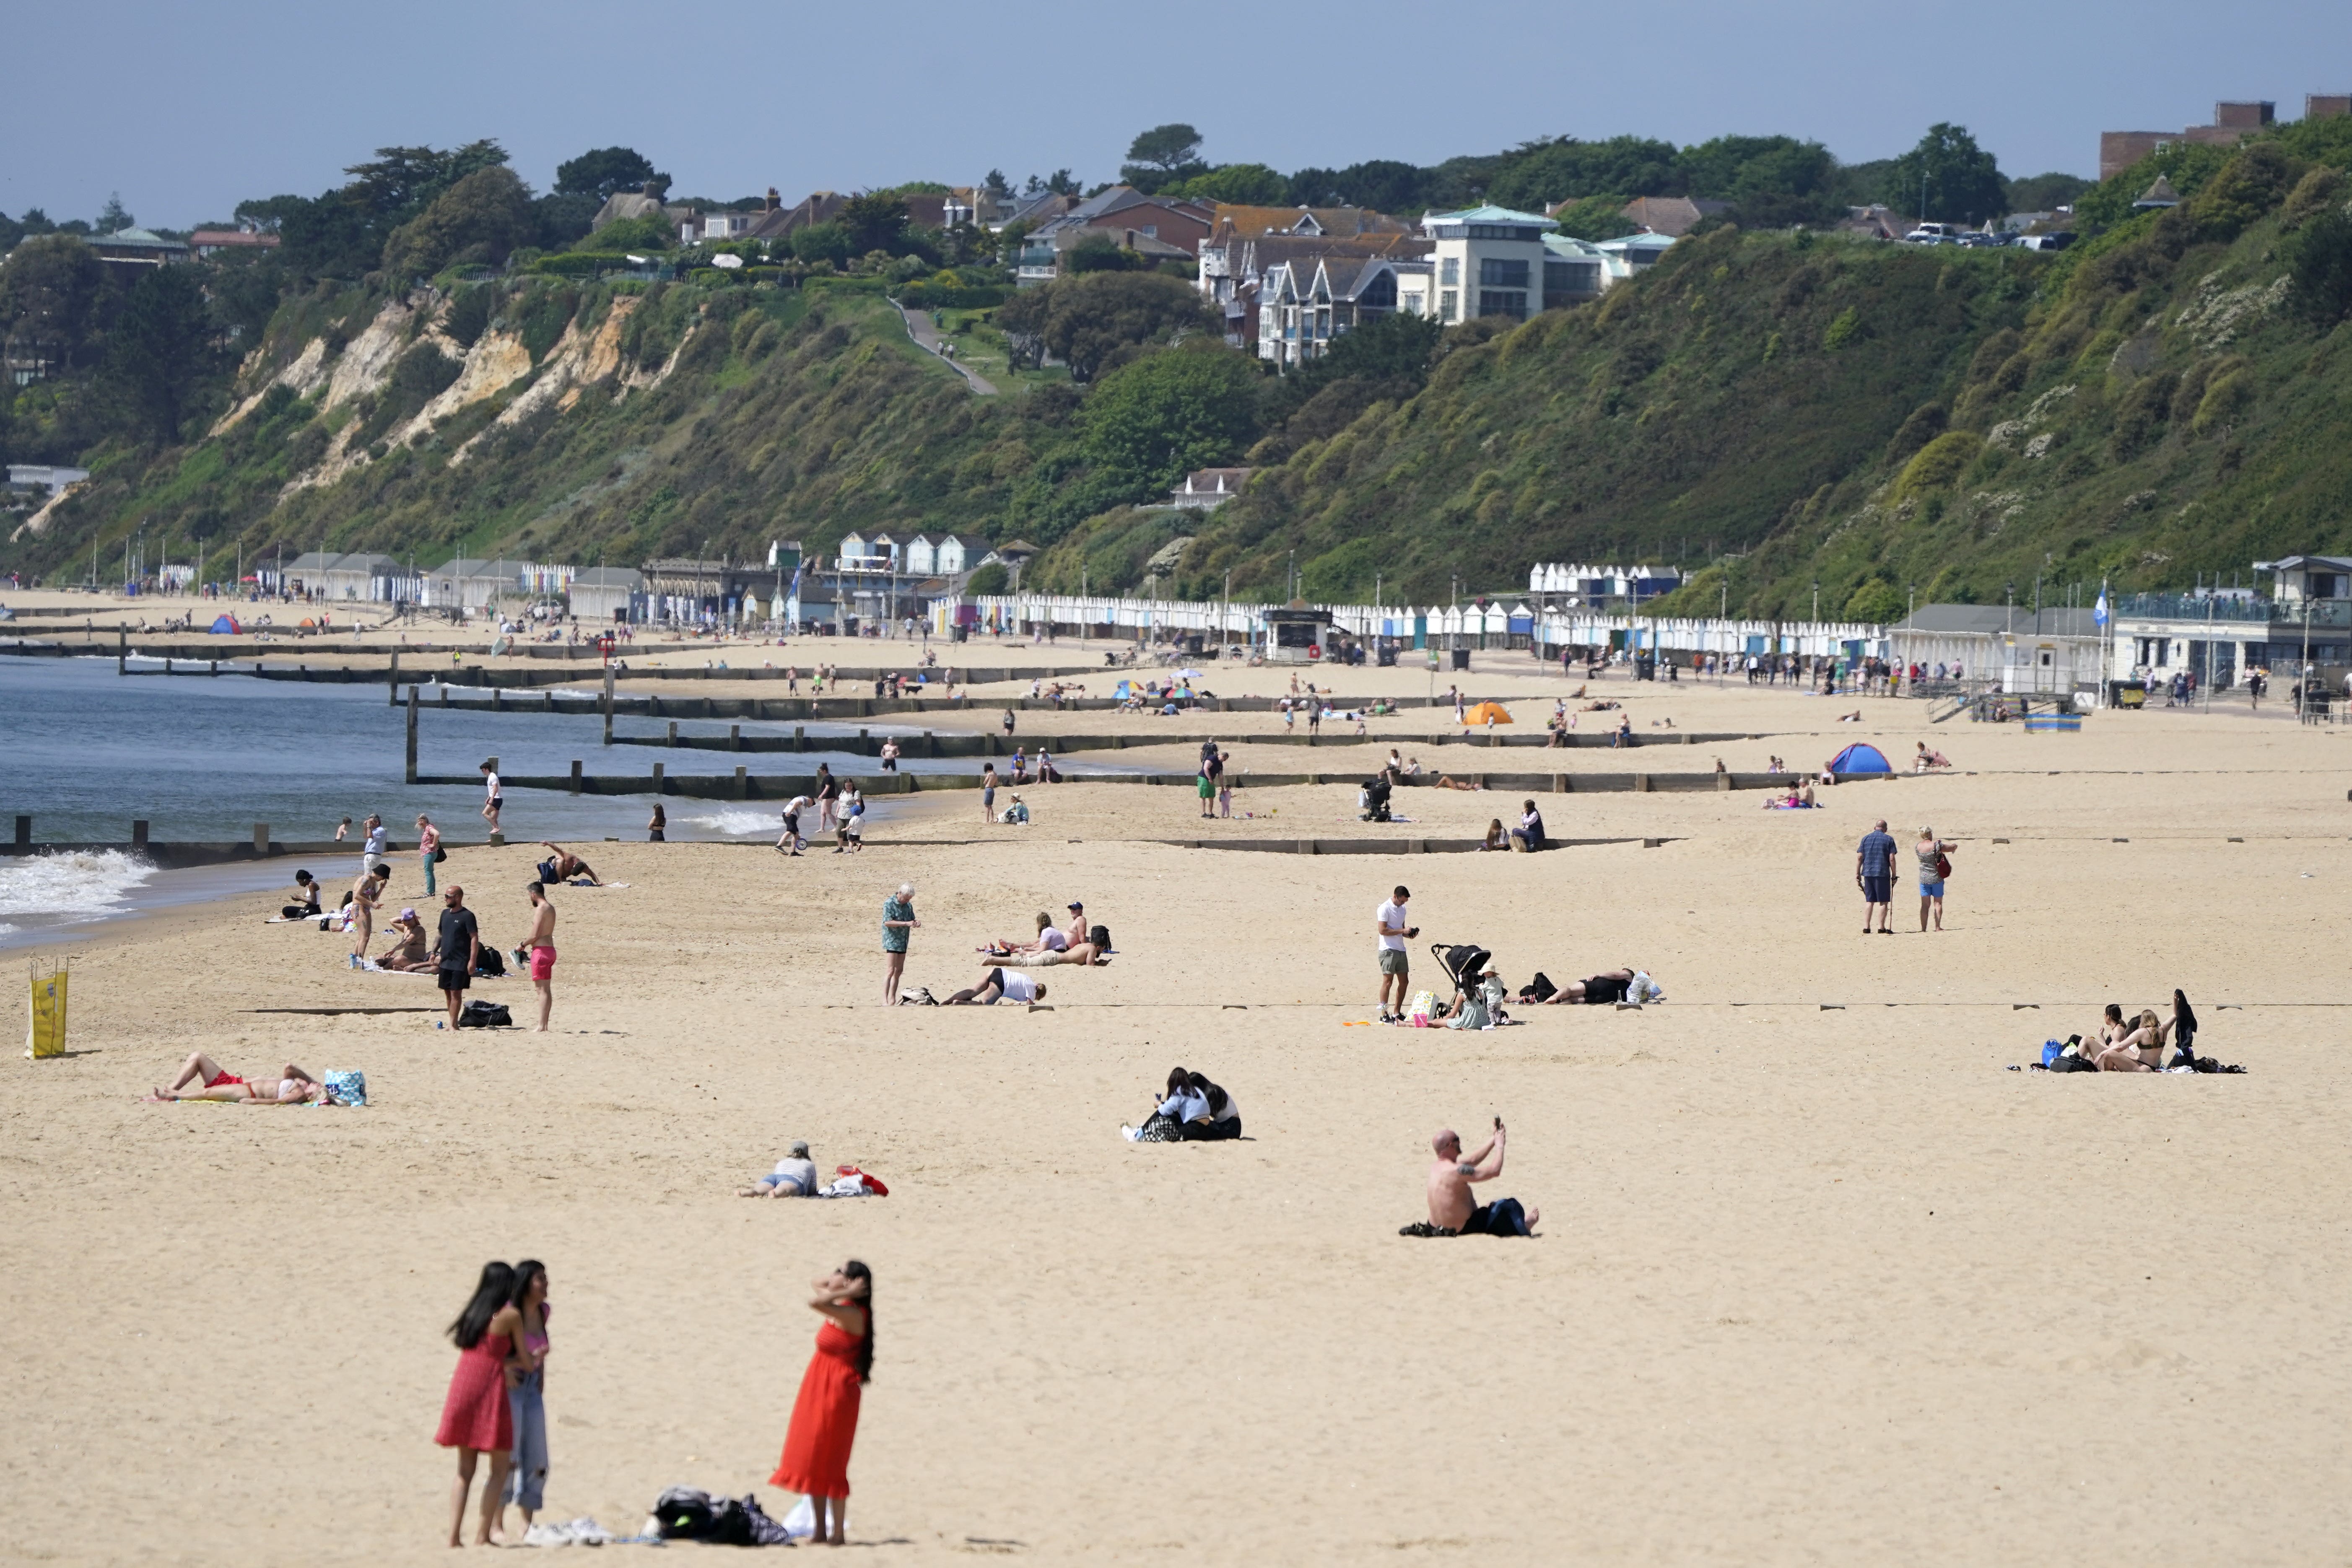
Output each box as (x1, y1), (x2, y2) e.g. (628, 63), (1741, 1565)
(1915, 826), (1953, 932)
(881, 883), (918, 1005)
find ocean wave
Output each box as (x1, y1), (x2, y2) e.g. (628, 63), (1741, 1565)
(0, 849), (156, 919)
(678, 808), (783, 836)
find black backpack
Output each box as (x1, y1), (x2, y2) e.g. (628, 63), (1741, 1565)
(456, 999), (514, 1029)
(474, 945), (506, 978)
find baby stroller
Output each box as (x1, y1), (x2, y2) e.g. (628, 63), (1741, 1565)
(1360, 775), (1393, 823)
(1431, 941), (1492, 997)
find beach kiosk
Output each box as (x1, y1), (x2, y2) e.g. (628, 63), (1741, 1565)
(1264, 605), (1336, 664)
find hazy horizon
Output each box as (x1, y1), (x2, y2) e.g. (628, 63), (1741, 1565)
(15, 0), (2347, 228)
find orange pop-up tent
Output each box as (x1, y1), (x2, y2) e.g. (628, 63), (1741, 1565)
(1462, 702), (1513, 725)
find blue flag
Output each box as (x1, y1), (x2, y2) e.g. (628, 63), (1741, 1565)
(2093, 588), (2109, 627)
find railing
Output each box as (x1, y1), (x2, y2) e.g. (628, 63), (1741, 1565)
(2116, 593), (2352, 628)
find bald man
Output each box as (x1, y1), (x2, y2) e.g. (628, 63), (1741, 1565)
(1425, 1121), (1538, 1237)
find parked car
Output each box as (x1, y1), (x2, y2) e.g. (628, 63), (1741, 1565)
(2019, 231), (2077, 252)
(1904, 222), (1958, 244)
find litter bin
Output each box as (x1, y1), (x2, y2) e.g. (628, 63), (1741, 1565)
(1449, 647), (1470, 671)
(2108, 679), (2145, 709)
(1376, 646), (1398, 667)
(950, 624), (968, 644)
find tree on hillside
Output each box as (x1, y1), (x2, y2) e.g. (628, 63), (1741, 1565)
(1675, 135), (1835, 203)
(2287, 204), (2352, 327)
(1122, 124), (1208, 193)
(1882, 124), (2005, 226)
(984, 169), (1014, 203)
(1286, 160), (1433, 213)
(1488, 136), (1680, 213)
(346, 141), (511, 217)
(0, 235), (109, 374)
(1079, 343), (1262, 499)
(839, 191), (911, 255)
(96, 193), (135, 235)
(1257, 308), (1443, 440)
(380, 166), (538, 281)
(555, 147), (670, 202)
(104, 263), (214, 443)
(235, 140), (515, 280)
(2003, 171), (2090, 213)
(1173, 163), (1289, 205)
(1549, 193), (1639, 241)
(994, 270), (1217, 382)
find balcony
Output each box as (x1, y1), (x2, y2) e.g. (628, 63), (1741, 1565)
(2116, 593), (2352, 628)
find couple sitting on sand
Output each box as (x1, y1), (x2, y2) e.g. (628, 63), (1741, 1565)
(978, 903), (1109, 967)
(1122, 1067), (1242, 1142)
(2052, 992), (2202, 1072)
(1400, 1121), (1538, 1237)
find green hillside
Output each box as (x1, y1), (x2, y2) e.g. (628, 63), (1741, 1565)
(8, 124), (2352, 615)
(1157, 127), (2352, 619)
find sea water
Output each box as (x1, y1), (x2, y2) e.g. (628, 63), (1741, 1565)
(0, 656), (1098, 945)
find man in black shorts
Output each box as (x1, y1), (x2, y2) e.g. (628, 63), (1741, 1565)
(435, 885), (481, 1029)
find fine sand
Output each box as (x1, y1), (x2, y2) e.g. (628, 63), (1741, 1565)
(4, 678), (2349, 1565)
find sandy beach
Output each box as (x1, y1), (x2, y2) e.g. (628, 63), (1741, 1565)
(4, 660), (2349, 1565)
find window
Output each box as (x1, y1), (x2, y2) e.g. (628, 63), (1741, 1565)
(1478, 290), (1528, 319)
(1544, 260), (1599, 297)
(1439, 288), (1458, 321)
(1358, 271), (1396, 309)
(1478, 258), (1529, 288)
(1316, 310), (1330, 338)
(1439, 257), (1459, 286)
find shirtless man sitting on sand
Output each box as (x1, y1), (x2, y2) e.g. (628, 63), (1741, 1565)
(145, 1053), (337, 1104)
(536, 844), (601, 886)
(1425, 1121), (1538, 1236)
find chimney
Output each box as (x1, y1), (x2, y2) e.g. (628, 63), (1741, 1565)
(766, 187), (780, 211)
(642, 179), (661, 198)
(2310, 93), (2352, 122)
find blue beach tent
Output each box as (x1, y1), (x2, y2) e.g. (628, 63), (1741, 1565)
(1828, 742), (1892, 774)
(207, 614), (242, 634)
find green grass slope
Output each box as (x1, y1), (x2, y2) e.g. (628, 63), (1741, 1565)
(1177, 133), (2352, 619)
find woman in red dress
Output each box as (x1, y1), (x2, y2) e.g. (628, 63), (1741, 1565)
(771, 1260), (873, 1545)
(436, 1261), (521, 1547)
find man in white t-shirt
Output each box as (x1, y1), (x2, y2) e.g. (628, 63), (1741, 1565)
(479, 761), (503, 835)
(1376, 884), (1417, 1023)
(941, 966), (1048, 1006)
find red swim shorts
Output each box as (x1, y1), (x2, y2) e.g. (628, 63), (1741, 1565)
(529, 946), (557, 982)
(205, 1070), (245, 1087)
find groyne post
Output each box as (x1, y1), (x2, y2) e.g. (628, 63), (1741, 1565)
(117, 628), (126, 675)
(15, 815), (31, 848)
(406, 685), (420, 784)
(389, 649), (400, 706)
(252, 823), (269, 853)
(132, 820), (148, 849)
(602, 665), (614, 747)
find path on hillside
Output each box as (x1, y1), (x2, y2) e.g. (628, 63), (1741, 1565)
(893, 303), (999, 395)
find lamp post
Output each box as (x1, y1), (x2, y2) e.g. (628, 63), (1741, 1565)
(1810, 580), (1819, 623)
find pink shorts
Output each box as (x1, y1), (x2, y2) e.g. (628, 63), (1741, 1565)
(529, 947), (557, 982)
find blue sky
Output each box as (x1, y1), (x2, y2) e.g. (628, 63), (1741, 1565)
(14, 0), (2344, 226)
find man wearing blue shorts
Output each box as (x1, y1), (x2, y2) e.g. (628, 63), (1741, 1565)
(1856, 818), (1897, 934)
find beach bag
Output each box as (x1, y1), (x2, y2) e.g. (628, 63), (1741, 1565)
(2047, 1051), (2099, 1073)
(474, 946), (506, 977)
(434, 846), (447, 863)
(456, 1000), (513, 1029)
(1934, 851), (1952, 879)
(1522, 971), (1558, 1003)
(653, 1489), (717, 1539)
(324, 1070), (367, 1106)
(2040, 1041), (2066, 1067)
(1405, 989), (1438, 1026)
(829, 1165), (889, 1196)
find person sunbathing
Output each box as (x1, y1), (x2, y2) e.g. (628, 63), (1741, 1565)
(1420, 1122), (1537, 1236)
(1913, 742), (1952, 772)
(280, 870), (323, 920)
(941, 969), (1049, 1005)
(738, 1140), (820, 1197)
(146, 1052), (337, 1103)
(1539, 968), (1658, 1005)
(2083, 1003), (2182, 1071)
(375, 909), (435, 971)
(1430, 775), (1484, 791)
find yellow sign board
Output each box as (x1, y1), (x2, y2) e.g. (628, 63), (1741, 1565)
(27, 966), (67, 1059)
